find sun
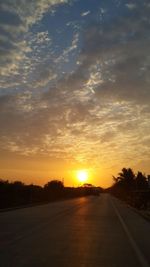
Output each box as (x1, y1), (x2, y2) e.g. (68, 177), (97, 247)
(76, 170), (88, 184)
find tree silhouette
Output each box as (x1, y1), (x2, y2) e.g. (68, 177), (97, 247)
(0, 178), (100, 209)
(44, 180), (64, 191)
(113, 168), (135, 190)
(111, 168), (150, 209)
(135, 172), (148, 190)
(44, 180), (64, 200)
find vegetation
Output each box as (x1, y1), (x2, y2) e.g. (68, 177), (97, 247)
(0, 179), (102, 210)
(109, 168), (150, 209)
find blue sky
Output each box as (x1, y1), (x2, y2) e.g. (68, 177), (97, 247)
(0, 0), (150, 186)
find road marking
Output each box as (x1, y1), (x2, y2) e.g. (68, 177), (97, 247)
(111, 197), (149, 267)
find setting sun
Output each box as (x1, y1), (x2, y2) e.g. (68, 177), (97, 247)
(76, 170), (89, 183)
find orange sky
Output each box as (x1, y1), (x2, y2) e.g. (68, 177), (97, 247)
(0, 151), (150, 188)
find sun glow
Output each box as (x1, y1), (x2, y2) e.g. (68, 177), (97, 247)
(76, 170), (89, 183)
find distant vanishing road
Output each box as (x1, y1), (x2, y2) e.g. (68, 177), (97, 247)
(0, 194), (150, 267)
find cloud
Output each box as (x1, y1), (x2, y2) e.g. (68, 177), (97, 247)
(68, 2), (150, 105)
(0, 84), (149, 170)
(32, 31), (51, 44)
(0, 0), (69, 84)
(54, 32), (79, 64)
(33, 68), (57, 88)
(125, 3), (137, 10)
(0, 0), (150, 175)
(81, 11), (90, 17)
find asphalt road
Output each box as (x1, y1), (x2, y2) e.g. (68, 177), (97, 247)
(0, 194), (150, 267)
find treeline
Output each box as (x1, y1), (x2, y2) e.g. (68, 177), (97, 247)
(108, 168), (150, 209)
(0, 179), (102, 210)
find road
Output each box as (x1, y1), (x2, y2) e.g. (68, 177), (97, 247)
(0, 194), (150, 267)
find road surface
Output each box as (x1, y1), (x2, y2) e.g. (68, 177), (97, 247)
(0, 194), (150, 267)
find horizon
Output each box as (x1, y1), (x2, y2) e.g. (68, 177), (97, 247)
(0, 166), (149, 189)
(0, 0), (150, 188)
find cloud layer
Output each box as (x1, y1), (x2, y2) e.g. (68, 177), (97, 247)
(0, 0), (68, 86)
(0, 0), (150, 183)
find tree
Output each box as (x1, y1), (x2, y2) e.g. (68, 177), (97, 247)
(135, 172), (148, 190)
(114, 168), (135, 189)
(44, 180), (64, 191)
(44, 180), (64, 200)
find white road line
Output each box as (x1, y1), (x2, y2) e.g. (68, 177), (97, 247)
(111, 197), (149, 267)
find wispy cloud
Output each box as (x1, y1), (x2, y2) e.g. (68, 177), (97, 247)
(81, 11), (90, 17)
(0, 0), (69, 86)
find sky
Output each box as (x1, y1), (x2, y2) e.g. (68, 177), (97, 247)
(0, 0), (150, 187)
